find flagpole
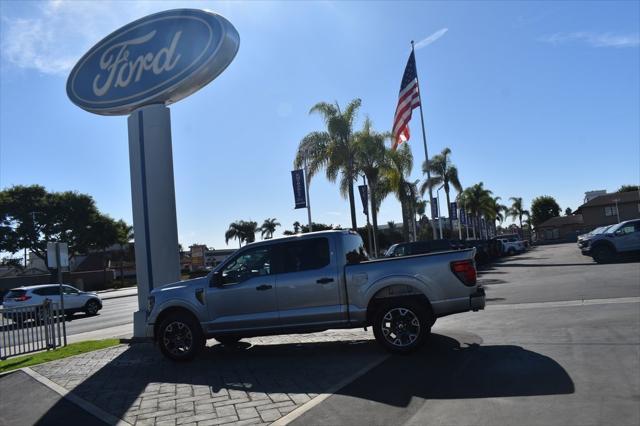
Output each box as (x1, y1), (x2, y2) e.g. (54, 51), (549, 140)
(411, 40), (437, 240)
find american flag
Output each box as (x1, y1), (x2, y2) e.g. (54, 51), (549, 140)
(392, 50), (421, 150)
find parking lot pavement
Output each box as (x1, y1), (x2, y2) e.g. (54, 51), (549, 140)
(478, 243), (640, 305)
(0, 370), (105, 426)
(9, 244), (640, 426)
(29, 329), (384, 426)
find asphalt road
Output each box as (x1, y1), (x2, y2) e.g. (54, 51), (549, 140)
(291, 243), (640, 426)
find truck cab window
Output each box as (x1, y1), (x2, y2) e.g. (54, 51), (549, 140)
(279, 238), (330, 273)
(220, 247), (272, 284)
(344, 234), (369, 264)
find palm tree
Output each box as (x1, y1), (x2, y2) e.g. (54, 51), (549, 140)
(458, 183), (494, 239)
(486, 196), (507, 237)
(379, 143), (415, 241)
(420, 147), (462, 230)
(507, 197), (530, 237)
(260, 218), (280, 239)
(354, 117), (390, 254)
(294, 99), (362, 230)
(225, 221), (244, 247)
(225, 220), (257, 247)
(241, 221), (258, 244)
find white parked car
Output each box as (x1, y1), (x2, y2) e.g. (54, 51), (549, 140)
(2, 284), (102, 319)
(498, 239), (526, 255)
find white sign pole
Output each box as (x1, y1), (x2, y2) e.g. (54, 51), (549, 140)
(128, 104), (181, 337)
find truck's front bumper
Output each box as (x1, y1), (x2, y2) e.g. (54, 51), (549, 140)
(470, 287), (486, 311)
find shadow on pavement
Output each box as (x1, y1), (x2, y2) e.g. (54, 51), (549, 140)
(344, 333), (574, 402)
(35, 332), (574, 423)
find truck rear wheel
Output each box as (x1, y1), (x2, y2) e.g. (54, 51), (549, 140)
(372, 298), (431, 354)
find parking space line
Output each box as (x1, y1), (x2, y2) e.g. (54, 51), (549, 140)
(272, 353), (389, 426)
(22, 367), (131, 426)
(489, 296), (640, 310)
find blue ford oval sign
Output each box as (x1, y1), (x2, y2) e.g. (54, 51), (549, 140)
(67, 9), (239, 115)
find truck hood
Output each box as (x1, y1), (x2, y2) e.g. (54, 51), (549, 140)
(151, 277), (208, 295)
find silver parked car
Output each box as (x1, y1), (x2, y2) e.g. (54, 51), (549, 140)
(2, 284), (103, 319)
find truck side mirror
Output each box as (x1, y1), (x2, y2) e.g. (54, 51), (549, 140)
(210, 271), (222, 287)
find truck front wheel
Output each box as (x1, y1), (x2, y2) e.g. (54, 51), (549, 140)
(372, 299), (431, 354)
(158, 313), (204, 361)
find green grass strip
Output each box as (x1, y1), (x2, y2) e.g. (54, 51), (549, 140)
(0, 339), (121, 374)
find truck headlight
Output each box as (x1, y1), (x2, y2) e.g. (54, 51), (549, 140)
(147, 296), (155, 312)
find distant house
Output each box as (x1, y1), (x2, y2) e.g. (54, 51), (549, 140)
(536, 215), (587, 243)
(575, 191), (640, 229)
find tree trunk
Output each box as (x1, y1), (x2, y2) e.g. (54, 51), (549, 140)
(347, 180), (358, 230)
(400, 199), (410, 242)
(370, 188), (379, 257)
(445, 187), (453, 232)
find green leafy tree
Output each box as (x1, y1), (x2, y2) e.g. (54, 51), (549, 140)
(617, 185), (639, 193)
(294, 99), (362, 230)
(530, 195), (561, 228)
(420, 147), (462, 230)
(565, 207), (573, 216)
(1, 185), (110, 262)
(114, 220), (134, 286)
(354, 117), (390, 254)
(260, 218), (280, 239)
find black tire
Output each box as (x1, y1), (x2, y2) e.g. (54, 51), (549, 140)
(215, 336), (242, 347)
(372, 298), (432, 354)
(84, 299), (100, 316)
(507, 248), (515, 256)
(593, 245), (615, 264)
(158, 313), (204, 361)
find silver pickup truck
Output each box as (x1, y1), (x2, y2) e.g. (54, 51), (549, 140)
(146, 230), (485, 361)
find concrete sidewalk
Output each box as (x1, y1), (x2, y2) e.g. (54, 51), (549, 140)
(97, 287), (137, 300)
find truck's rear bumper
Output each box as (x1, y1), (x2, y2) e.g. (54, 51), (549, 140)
(470, 287), (486, 311)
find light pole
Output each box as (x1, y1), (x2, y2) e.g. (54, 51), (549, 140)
(614, 198), (620, 223)
(436, 184), (444, 240)
(303, 149), (313, 232)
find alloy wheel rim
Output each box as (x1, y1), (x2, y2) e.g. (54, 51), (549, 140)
(163, 321), (194, 356)
(381, 307), (420, 347)
(87, 302), (98, 314)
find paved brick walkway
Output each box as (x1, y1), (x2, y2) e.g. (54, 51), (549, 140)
(32, 329), (383, 425)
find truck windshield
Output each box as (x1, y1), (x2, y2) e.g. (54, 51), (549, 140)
(344, 234), (369, 264)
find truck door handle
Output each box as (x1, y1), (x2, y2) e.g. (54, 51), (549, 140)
(256, 284), (272, 291)
(316, 278), (334, 284)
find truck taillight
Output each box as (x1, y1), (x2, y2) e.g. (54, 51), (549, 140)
(451, 260), (477, 286)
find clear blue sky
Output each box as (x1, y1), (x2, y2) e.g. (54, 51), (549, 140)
(1, 1), (639, 249)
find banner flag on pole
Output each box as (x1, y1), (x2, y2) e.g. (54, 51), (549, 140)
(392, 50), (421, 150)
(358, 185), (369, 215)
(431, 197), (438, 218)
(450, 202), (458, 220)
(291, 169), (306, 209)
